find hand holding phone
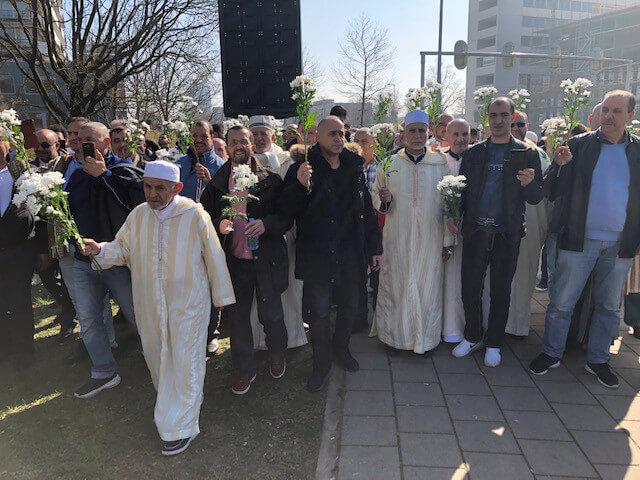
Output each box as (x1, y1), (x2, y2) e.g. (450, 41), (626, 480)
(82, 141), (96, 159)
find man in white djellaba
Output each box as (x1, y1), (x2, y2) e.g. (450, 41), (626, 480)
(81, 160), (235, 457)
(371, 109), (450, 354)
(442, 118), (472, 344)
(248, 115), (307, 351)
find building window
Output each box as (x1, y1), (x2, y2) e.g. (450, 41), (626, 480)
(476, 74), (495, 86)
(523, 0), (534, 6)
(478, 15), (497, 31)
(0, 76), (15, 94)
(479, 0), (497, 11)
(535, 0), (546, 7)
(477, 35), (496, 49)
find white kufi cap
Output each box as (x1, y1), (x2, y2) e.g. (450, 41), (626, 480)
(249, 115), (273, 130)
(404, 109), (429, 127)
(144, 159), (180, 183)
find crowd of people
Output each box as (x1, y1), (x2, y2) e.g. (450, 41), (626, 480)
(1, 89), (638, 456)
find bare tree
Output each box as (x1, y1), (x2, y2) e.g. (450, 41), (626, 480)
(302, 45), (324, 87)
(0, 0), (218, 123)
(331, 14), (393, 126)
(427, 64), (465, 115)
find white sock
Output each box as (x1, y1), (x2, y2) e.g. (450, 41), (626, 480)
(484, 347), (501, 367)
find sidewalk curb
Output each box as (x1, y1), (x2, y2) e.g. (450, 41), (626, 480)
(315, 367), (345, 480)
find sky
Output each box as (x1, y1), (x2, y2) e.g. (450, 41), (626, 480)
(300, 0), (469, 102)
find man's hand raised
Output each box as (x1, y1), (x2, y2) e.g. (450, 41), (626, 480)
(297, 161), (312, 188)
(554, 145), (572, 166)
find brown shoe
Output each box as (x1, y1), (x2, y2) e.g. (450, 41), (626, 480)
(269, 352), (286, 379)
(231, 371), (256, 395)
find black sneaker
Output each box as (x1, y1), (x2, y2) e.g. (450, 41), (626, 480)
(535, 281), (548, 292)
(58, 323), (77, 341)
(585, 362), (619, 389)
(529, 353), (561, 375)
(632, 327), (640, 340)
(306, 366), (331, 392)
(334, 349), (359, 372)
(162, 437), (194, 456)
(74, 373), (121, 398)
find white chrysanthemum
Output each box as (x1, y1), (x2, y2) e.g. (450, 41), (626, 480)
(41, 171), (65, 188)
(289, 75), (315, 90)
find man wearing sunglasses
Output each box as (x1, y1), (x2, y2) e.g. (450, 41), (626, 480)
(30, 129), (77, 340)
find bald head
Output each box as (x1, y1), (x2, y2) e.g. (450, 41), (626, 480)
(317, 116), (345, 159)
(446, 118), (471, 155)
(35, 128), (60, 163)
(434, 113), (454, 142)
(511, 111), (529, 141)
(79, 122), (110, 157)
(589, 102), (603, 130)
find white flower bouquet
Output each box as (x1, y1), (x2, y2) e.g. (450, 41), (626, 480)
(155, 147), (182, 162)
(12, 170), (101, 269)
(474, 86), (498, 133)
(436, 174), (466, 226)
(560, 77), (592, 131)
(163, 119), (192, 154)
(221, 164), (260, 232)
(627, 119), (640, 135)
(290, 75), (317, 166)
(0, 108), (30, 175)
(370, 123), (397, 184)
(424, 81), (443, 125)
(123, 117), (150, 157)
(540, 117), (569, 155)
(374, 93), (393, 123)
(405, 87), (427, 112)
(509, 88), (531, 112)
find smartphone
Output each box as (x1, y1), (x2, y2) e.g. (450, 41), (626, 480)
(20, 119), (36, 149)
(507, 149), (529, 173)
(59, 138), (66, 151)
(82, 141), (96, 159)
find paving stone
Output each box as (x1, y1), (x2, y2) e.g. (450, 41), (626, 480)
(503, 410), (572, 441)
(338, 446), (400, 480)
(453, 420), (520, 453)
(445, 395), (503, 421)
(344, 391), (394, 416)
(345, 370), (391, 391)
(433, 355), (480, 374)
(389, 351), (434, 364)
(341, 416), (397, 446)
(390, 361), (437, 383)
(403, 466), (469, 480)
(480, 366), (535, 387)
(492, 386), (551, 411)
(574, 372), (638, 396)
(350, 334), (386, 354)
(595, 464), (640, 480)
(598, 395), (640, 420)
(531, 301), (546, 314)
(440, 373), (492, 395)
(399, 433), (462, 467)
(609, 350), (640, 369)
(393, 382), (444, 406)
(529, 313), (546, 326)
(551, 403), (617, 431)
(396, 405), (453, 434)
(353, 352), (389, 371)
(509, 343), (542, 361)
(615, 368), (640, 388)
(535, 476), (588, 480)
(534, 380), (597, 405)
(464, 452), (534, 480)
(518, 439), (598, 477)
(571, 430), (640, 465)
(617, 420), (640, 446)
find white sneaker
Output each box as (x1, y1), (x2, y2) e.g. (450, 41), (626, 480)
(452, 340), (483, 358)
(484, 347), (501, 367)
(207, 338), (219, 354)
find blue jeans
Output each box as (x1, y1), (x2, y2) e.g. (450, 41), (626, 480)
(59, 249), (115, 345)
(73, 259), (137, 379)
(542, 238), (632, 364)
(545, 232), (558, 292)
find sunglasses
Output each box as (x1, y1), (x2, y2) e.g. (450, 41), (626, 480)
(511, 122), (527, 128)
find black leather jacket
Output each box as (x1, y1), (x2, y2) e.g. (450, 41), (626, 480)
(459, 136), (543, 241)
(545, 130), (640, 258)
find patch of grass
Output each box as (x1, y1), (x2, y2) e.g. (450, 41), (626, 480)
(0, 287), (325, 479)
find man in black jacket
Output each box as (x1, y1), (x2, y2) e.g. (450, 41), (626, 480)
(278, 116), (383, 392)
(200, 125), (291, 395)
(452, 97), (543, 367)
(0, 141), (36, 368)
(530, 90), (639, 388)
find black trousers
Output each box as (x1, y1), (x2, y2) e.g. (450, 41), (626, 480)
(0, 243), (36, 359)
(539, 242), (548, 285)
(302, 260), (361, 372)
(226, 255), (287, 374)
(461, 230), (521, 347)
(37, 257), (75, 328)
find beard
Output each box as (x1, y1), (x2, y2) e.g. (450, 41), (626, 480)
(232, 150), (250, 164)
